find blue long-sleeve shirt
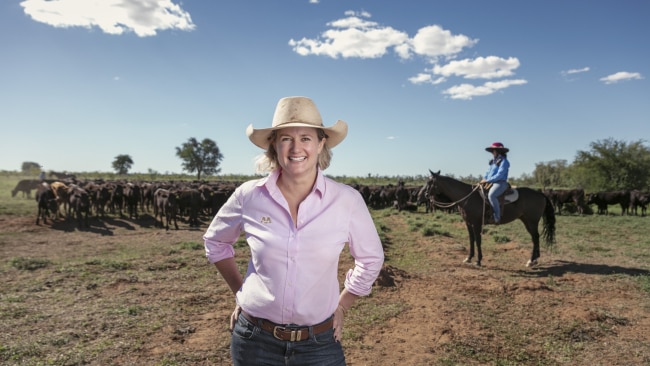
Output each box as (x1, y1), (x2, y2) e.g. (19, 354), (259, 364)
(484, 155), (510, 183)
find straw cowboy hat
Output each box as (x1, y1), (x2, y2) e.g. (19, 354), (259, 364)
(246, 96), (348, 150)
(485, 142), (510, 153)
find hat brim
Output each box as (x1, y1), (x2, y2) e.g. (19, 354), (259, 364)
(247, 120), (348, 149)
(485, 147), (509, 153)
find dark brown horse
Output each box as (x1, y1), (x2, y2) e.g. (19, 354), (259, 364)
(426, 170), (556, 267)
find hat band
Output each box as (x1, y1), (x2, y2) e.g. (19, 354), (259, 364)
(275, 121), (324, 128)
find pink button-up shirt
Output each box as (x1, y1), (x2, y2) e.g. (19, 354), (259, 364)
(203, 169), (384, 326)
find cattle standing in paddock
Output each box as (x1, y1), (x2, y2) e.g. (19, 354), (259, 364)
(123, 183), (141, 219)
(198, 184), (231, 216)
(35, 184), (58, 225)
(587, 190), (630, 215)
(108, 183), (125, 217)
(11, 179), (42, 198)
(49, 181), (70, 219)
(630, 190), (649, 216)
(543, 188), (586, 215)
(356, 184), (371, 205)
(67, 185), (90, 229)
(154, 188), (179, 230)
(140, 182), (155, 213)
(93, 184), (111, 218)
(177, 188), (201, 227)
(394, 181), (410, 211)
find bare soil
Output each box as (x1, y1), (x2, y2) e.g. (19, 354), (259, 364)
(1, 212), (649, 366)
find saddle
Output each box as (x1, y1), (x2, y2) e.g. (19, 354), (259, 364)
(478, 183), (519, 223)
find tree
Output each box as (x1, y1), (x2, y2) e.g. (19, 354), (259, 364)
(571, 138), (650, 191)
(175, 137), (224, 180)
(532, 159), (568, 189)
(21, 161), (41, 175)
(112, 154), (134, 175)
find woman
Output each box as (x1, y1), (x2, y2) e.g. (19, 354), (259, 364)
(480, 142), (510, 224)
(203, 96), (384, 365)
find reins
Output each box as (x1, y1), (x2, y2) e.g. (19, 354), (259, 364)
(431, 183), (488, 227)
(430, 183), (483, 208)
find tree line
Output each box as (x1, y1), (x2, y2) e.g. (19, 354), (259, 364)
(522, 138), (650, 191)
(19, 137), (650, 192)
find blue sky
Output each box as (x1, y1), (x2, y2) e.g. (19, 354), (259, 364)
(1, 0), (648, 179)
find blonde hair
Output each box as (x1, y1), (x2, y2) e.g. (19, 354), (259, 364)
(254, 128), (332, 174)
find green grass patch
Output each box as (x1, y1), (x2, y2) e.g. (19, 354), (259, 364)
(9, 257), (51, 271)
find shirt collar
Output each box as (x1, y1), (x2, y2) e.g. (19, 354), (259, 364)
(257, 168), (326, 198)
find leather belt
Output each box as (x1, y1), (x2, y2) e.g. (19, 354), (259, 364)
(241, 311), (333, 342)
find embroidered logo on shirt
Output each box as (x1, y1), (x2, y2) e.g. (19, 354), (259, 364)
(260, 216), (272, 224)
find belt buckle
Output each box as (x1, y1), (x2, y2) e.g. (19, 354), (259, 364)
(273, 325), (302, 342)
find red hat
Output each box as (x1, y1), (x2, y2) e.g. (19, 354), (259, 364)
(485, 142), (509, 153)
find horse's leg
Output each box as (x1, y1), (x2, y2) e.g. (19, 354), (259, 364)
(463, 223), (475, 264)
(475, 224), (483, 266)
(523, 220), (541, 267)
(463, 223), (483, 266)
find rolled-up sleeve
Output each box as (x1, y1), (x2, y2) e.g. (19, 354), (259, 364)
(344, 192), (384, 296)
(203, 188), (243, 263)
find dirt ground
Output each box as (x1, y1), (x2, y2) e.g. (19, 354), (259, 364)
(1, 212), (649, 366)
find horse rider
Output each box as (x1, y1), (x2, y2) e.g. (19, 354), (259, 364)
(480, 142), (510, 224)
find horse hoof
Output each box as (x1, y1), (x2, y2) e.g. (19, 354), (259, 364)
(526, 259), (538, 267)
(463, 258), (471, 264)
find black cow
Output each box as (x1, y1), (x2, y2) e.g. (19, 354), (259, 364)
(35, 184), (58, 225)
(586, 190), (630, 215)
(154, 188), (179, 230)
(108, 182), (125, 217)
(177, 188), (201, 227)
(394, 182), (409, 211)
(140, 182), (155, 212)
(123, 183), (141, 219)
(67, 185), (90, 229)
(93, 184), (111, 218)
(630, 190), (649, 216)
(544, 188), (585, 215)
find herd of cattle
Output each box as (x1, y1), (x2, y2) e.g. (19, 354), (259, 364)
(9, 178), (650, 230)
(12, 178), (236, 230)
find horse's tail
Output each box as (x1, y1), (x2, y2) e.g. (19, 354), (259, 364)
(542, 195), (556, 248)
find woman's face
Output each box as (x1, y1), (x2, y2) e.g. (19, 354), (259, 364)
(274, 127), (325, 179)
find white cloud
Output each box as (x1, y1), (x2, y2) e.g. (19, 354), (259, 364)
(289, 13), (409, 59)
(432, 56), (520, 79)
(289, 12), (475, 60)
(408, 73), (446, 85)
(290, 11), (525, 100)
(443, 79), (527, 100)
(600, 71), (643, 84)
(410, 25), (478, 60)
(564, 67), (590, 75)
(20, 0), (195, 37)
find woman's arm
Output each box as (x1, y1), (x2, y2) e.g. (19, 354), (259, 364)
(214, 257), (243, 295)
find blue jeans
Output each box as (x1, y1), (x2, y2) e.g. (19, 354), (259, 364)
(231, 313), (346, 366)
(488, 181), (508, 222)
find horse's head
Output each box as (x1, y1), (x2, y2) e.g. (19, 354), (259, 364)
(425, 170), (441, 197)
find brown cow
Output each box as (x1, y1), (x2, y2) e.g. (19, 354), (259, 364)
(50, 181), (69, 219)
(12, 179), (41, 198)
